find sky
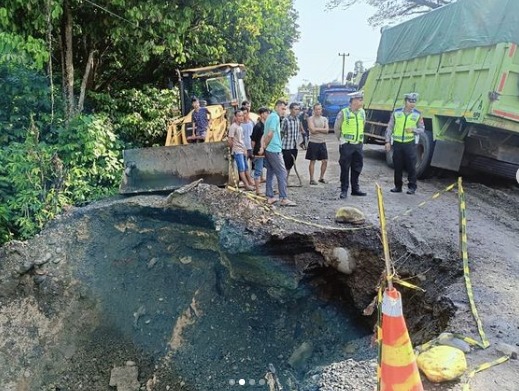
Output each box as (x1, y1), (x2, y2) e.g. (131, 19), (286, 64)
(288, 0), (382, 93)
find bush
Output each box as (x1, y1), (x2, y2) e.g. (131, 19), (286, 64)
(56, 114), (123, 203)
(0, 114), (123, 244)
(0, 63), (53, 144)
(0, 65), (176, 245)
(0, 122), (63, 240)
(91, 87), (179, 148)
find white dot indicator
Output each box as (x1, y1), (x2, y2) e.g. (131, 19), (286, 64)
(249, 379), (256, 385)
(238, 379), (246, 385)
(229, 379), (236, 386)
(516, 168), (519, 184)
(259, 379), (266, 385)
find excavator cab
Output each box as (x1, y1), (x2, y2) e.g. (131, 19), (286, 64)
(167, 64), (249, 146)
(120, 64), (249, 194)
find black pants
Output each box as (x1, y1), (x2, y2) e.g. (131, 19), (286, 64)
(282, 149), (298, 171)
(339, 143), (363, 193)
(393, 142), (417, 190)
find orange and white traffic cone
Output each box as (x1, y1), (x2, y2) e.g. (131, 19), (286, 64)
(379, 287), (423, 391)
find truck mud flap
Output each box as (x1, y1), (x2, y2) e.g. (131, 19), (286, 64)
(430, 139), (465, 172)
(120, 142), (231, 194)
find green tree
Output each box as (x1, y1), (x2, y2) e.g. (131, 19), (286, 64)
(210, 0), (299, 106)
(1, 0), (299, 111)
(326, 0), (454, 26)
(0, 0), (301, 244)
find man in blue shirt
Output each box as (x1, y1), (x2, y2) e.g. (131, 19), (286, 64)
(261, 100), (297, 206)
(190, 97), (211, 141)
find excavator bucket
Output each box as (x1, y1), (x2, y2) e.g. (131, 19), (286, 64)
(119, 141), (233, 194)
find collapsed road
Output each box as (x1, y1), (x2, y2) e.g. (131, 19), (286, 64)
(0, 135), (518, 391)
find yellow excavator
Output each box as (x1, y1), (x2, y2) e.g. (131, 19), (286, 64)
(120, 63), (252, 194)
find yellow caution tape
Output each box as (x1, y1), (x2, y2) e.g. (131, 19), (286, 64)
(228, 180), (457, 233)
(376, 185), (392, 274)
(416, 178), (509, 391)
(462, 355), (511, 391)
(270, 208), (370, 232)
(394, 278), (425, 292)
(230, 178), (506, 390)
(416, 332), (485, 353)
(458, 177), (490, 349)
(391, 182), (457, 221)
(226, 185), (372, 231)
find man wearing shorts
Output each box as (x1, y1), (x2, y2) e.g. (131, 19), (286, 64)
(306, 103), (329, 185)
(228, 109), (254, 190)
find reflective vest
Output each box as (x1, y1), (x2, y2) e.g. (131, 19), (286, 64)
(393, 108), (421, 143)
(341, 108), (365, 143)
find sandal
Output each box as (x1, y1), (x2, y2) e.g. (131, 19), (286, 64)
(309, 180), (318, 185)
(318, 178), (327, 184)
(267, 198), (278, 205)
(280, 199), (297, 207)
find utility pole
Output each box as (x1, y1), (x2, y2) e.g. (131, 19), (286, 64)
(338, 52), (350, 85)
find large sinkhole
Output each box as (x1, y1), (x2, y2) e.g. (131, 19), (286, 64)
(1, 195), (459, 390)
(74, 205), (375, 390)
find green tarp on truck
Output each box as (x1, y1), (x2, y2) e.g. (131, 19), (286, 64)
(363, 0), (519, 179)
(377, 0), (519, 65)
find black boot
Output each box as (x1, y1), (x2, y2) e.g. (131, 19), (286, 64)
(350, 170), (366, 196)
(390, 187), (402, 193)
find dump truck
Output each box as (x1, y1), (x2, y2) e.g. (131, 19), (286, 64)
(120, 63), (250, 194)
(362, 0), (519, 179)
(318, 83), (357, 128)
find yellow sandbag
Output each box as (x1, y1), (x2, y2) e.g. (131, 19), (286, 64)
(417, 345), (467, 382)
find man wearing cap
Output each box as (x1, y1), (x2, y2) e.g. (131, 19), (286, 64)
(334, 91), (367, 199)
(385, 93), (425, 195)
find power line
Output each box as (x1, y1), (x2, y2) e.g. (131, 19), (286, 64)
(82, 0), (164, 41)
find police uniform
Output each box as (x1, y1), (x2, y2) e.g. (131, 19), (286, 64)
(385, 93), (425, 194)
(334, 91), (367, 199)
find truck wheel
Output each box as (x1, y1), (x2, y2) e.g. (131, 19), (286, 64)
(385, 148), (394, 168)
(416, 131), (435, 179)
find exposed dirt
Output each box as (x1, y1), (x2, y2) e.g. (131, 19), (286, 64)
(0, 134), (518, 390)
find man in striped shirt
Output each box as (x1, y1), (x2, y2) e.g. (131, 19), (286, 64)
(281, 102), (304, 179)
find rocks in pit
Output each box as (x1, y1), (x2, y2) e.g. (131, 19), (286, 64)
(109, 361), (140, 391)
(288, 341), (314, 369)
(495, 342), (519, 359)
(322, 247), (356, 275)
(436, 333), (471, 353)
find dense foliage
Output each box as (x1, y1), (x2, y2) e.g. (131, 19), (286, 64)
(90, 88), (179, 148)
(0, 0), (299, 244)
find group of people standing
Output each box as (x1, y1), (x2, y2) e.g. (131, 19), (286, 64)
(228, 99), (299, 206)
(193, 90), (425, 206)
(228, 100), (336, 207)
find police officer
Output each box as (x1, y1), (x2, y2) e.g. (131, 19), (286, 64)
(385, 92), (425, 195)
(334, 91), (367, 199)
